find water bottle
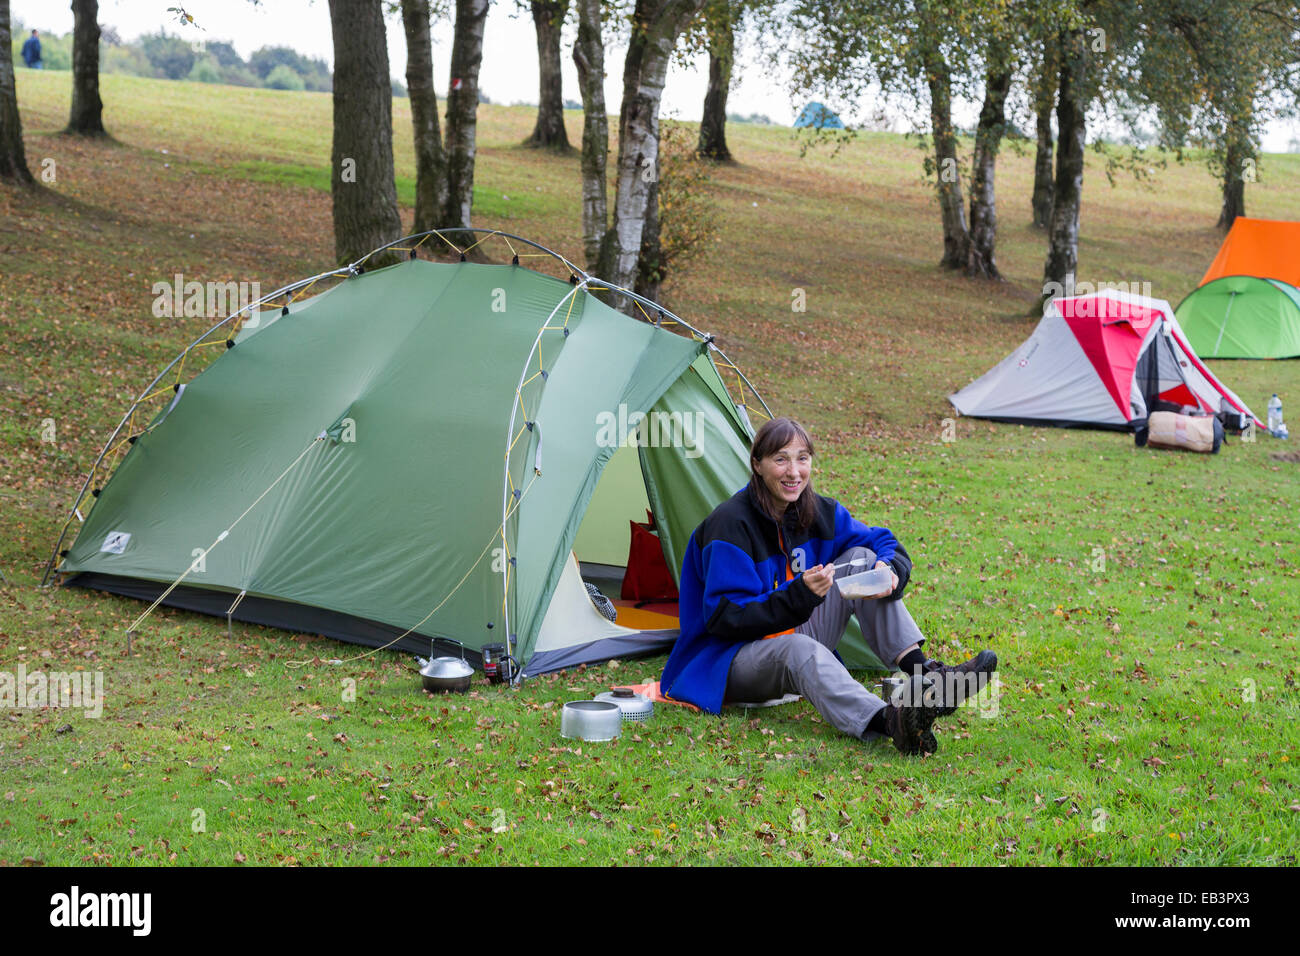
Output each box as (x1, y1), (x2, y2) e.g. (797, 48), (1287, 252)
(1267, 394), (1283, 436)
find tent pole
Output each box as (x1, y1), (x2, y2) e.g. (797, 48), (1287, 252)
(709, 345), (773, 420)
(40, 268), (352, 589)
(499, 280), (590, 677)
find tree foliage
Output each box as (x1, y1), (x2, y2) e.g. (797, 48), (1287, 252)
(249, 45), (332, 91)
(139, 31), (196, 79)
(637, 119), (720, 293)
(1125, 0), (1300, 225)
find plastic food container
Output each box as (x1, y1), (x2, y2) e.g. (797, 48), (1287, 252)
(835, 565), (893, 600)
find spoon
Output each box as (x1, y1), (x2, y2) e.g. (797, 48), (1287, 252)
(831, 557), (872, 572)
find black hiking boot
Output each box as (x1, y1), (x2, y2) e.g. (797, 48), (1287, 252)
(922, 649), (998, 717)
(882, 674), (939, 756)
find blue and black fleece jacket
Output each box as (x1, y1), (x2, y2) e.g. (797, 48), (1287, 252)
(660, 483), (912, 714)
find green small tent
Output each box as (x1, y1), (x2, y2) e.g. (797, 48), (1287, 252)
(1174, 275), (1300, 359)
(46, 236), (782, 676)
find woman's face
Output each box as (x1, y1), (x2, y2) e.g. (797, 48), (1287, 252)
(754, 440), (812, 507)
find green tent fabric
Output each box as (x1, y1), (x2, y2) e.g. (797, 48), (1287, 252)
(1175, 276), (1300, 359)
(56, 258), (770, 676)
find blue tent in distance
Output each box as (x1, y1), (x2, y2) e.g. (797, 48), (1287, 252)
(794, 102), (845, 129)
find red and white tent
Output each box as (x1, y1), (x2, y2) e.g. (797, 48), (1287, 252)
(950, 290), (1260, 429)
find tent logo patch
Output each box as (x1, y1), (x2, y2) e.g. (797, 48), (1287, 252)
(100, 531), (131, 554)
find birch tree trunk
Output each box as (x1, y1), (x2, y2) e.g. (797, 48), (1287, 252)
(443, 0), (489, 239)
(572, 0), (608, 272)
(524, 0), (572, 151)
(1218, 116), (1251, 228)
(634, 176), (663, 302)
(328, 0), (402, 265)
(696, 1), (733, 161)
(66, 0), (105, 136)
(600, 0), (705, 294)
(1031, 41), (1057, 229)
(0, 0), (32, 184)
(400, 0), (448, 234)
(924, 49), (969, 270)
(1041, 30), (1087, 309)
(966, 67), (1010, 279)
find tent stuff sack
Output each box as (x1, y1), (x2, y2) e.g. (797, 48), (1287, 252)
(1135, 411), (1224, 454)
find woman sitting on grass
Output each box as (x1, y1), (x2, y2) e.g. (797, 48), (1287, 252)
(659, 416), (997, 755)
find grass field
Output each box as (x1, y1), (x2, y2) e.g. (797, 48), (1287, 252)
(1, 70), (1297, 866)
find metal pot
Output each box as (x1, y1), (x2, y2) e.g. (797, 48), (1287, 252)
(559, 700), (622, 742)
(878, 675), (907, 701)
(878, 674), (934, 704)
(418, 655), (474, 694)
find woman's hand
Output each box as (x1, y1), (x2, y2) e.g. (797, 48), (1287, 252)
(875, 560), (899, 595)
(801, 563), (836, 597)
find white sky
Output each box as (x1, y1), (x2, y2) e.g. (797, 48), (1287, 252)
(12, 0), (803, 124)
(13, 0), (1300, 149)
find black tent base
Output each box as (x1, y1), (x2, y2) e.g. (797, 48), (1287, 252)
(64, 571), (467, 660)
(966, 415), (1137, 432)
(61, 571), (677, 677)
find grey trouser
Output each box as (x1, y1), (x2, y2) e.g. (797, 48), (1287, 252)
(724, 547), (925, 739)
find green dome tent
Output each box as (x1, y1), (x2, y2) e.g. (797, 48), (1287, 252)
(1174, 275), (1300, 359)
(45, 232), (788, 678)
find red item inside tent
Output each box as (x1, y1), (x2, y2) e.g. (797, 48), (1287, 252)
(621, 512), (679, 603)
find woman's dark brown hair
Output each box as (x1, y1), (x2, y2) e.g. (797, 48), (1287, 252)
(748, 416), (818, 530)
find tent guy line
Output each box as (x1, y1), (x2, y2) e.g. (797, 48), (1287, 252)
(285, 472), (543, 671)
(38, 262), (356, 590)
(123, 434), (325, 650)
(120, 419), (547, 668)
